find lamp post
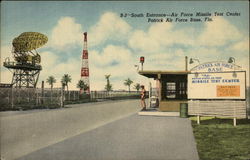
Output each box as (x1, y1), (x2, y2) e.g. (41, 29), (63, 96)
(228, 57), (237, 78)
(189, 58), (200, 78)
(228, 57), (237, 126)
(140, 56), (145, 71)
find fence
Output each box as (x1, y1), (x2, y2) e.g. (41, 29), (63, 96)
(188, 100), (247, 118)
(90, 91), (141, 100)
(0, 88), (63, 111)
(0, 88), (143, 111)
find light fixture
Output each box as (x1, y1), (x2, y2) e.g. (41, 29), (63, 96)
(228, 57), (235, 63)
(195, 72), (199, 78)
(189, 58), (194, 64)
(189, 58), (200, 64)
(233, 71), (237, 78)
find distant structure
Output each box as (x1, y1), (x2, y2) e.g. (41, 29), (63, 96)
(3, 32), (48, 88)
(80, 32), (90, 94)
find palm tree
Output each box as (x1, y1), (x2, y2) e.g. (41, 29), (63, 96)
(124, 78), (133, 92)
(77, 80), (88, 93)
(105, 74), (112, 92)
(61, 74), (72, 92)
(46, 76), (56, 90)
(134, 83), (140, 92)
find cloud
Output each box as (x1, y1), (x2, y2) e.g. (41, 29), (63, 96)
(0, 45), (13, 83)
(39, 51), (81, 89)
(230, 38), (249, 52)
(128, 16), (244, 56)
(128, 30), (161, 53)
(89, 12), (131, 47)
(90, 45), (132, 67)
(1, 70), (12, 84)
(50, 17), (83, 50)
(198, 16), (243, 46)
(128, 22), (195, 53)
(1, 45), (13, 63)
(38, 45), (137, 91)
(3, 12), (248, 90)
(142, 50), (187, 71)
(88, 45), (140, 90)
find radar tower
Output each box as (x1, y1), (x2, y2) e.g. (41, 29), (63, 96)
(3, 32), (48, 88)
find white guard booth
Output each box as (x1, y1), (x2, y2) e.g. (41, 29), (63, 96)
(188, 61), (247, 125)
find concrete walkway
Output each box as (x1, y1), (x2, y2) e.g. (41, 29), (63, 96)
(18, 114), (199, 160)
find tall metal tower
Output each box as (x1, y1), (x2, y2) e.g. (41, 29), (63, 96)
(80, 32), (90, 94)
(3, 32), (48, 88)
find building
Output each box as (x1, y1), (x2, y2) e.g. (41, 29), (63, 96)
(138, 56), (247, 119)
(139, 70), (190, 112)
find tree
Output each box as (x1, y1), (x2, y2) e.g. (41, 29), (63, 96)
(105, 74), (113, 92)
(61, 74), (72, 92)
(46, 76), (56, 90)
(77, 80), (88, 93)
(124, 78), (133, 92)
(134, 83), (140, 92)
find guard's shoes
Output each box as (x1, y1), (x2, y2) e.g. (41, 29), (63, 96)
(140, 107), (147, 111)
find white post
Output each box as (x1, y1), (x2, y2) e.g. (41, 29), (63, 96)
(197, 101), (200, 125)
(60, 87), (63, 108)
(197, 115), (200, 125)
(148, 81), (151, 108)
(36, 89), (38, 106)
(233, 101), (236, 126)
(11, 87), (14, 108)
(69, 91), (70, 101)
(233, 117), (237, 126)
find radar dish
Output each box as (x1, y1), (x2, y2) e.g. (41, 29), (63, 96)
(12, 32), (48, 53)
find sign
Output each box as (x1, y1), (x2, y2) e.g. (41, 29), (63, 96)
(190, 61), (242, 72)
(140, 56), (144, 63)
(188, 71), (245, 99)
(217, 85), (240, 97)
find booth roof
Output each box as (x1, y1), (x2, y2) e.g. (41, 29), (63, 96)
(138, 70), (191, 78)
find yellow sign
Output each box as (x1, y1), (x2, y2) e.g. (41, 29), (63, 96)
(217, 85), (240, 97)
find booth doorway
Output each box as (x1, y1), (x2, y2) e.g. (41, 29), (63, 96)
(162, 75), (187, 100)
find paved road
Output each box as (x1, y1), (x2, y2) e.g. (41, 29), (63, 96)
(0, 100), (141, 160)
(18, 114), (199, 160)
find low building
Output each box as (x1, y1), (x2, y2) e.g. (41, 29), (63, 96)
(139, 70), (190, 111)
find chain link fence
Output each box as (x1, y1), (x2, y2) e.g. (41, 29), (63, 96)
(0, 88), (144, 111)
(90, 91), (141, 100)
(0, 88), (63, 111)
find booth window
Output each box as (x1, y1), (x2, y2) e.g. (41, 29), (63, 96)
(162, 74), (187, 100)
(166, 82), (176, 98)
(165, 81), (187, 100)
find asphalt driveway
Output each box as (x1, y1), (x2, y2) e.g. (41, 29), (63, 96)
(18, 114), (199, 160)
(0, 100), (141, 160)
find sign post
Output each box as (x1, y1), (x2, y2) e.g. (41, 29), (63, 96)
(140, 56), (144, 71)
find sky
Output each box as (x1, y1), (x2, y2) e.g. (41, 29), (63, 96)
(0, 1), (249, 90)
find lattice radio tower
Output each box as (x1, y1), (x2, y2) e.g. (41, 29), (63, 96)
(80, 32), (90, 94)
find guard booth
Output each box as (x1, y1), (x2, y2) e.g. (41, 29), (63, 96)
(139, 70), (190, 111)
(139, 58), (247, 124)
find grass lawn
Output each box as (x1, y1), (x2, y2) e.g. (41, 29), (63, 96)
(191, 117), (250, 160)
